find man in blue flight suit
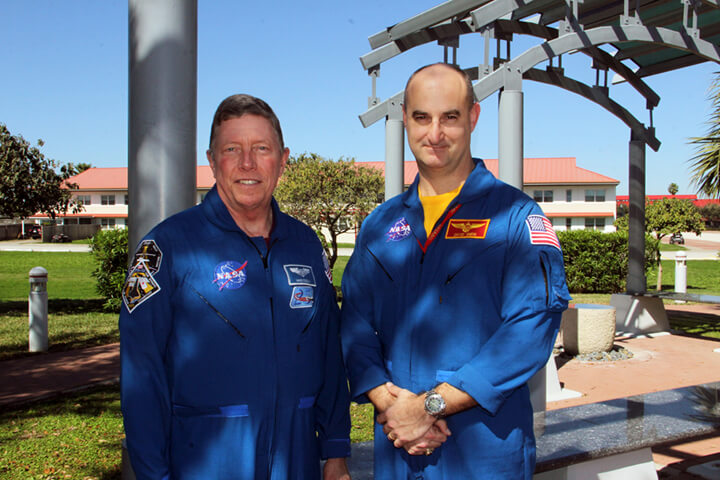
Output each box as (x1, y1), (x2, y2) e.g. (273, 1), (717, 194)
(120, 94), (351, 479)
(341, 64), (571, 478)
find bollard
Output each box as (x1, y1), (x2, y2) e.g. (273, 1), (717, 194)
(28, 266), (48, 352)
(675, 251), (687, 299)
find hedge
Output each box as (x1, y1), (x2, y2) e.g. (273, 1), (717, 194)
(557, 230), (658, 293)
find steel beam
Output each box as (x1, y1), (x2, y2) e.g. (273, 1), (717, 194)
(128, 0), (197, 254)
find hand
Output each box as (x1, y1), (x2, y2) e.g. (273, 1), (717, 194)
(377, 383), (436, 448)
(323, 457), (351, 480)
(404, 419), (452, 455)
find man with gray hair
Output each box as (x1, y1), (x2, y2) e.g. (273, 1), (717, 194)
(121, 94), (351, 479)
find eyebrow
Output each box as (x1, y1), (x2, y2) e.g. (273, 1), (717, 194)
(411, 109), (462, 117)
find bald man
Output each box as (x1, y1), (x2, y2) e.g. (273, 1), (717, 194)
(341, 63), (570, 479)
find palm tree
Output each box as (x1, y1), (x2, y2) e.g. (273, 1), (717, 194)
(689, 74), (720, 198)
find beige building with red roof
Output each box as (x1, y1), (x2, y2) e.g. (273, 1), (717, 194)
(36, 157), (619, 232)
(361, 157), (619, 232)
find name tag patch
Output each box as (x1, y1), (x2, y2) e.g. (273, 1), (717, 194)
(284, 265), (316, 286)
(445, 219), (490, 239)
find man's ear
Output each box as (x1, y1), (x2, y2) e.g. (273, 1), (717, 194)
(206, 149), (217, 178)
(279, 147), (290, 176)
(469, 102), (481, 132)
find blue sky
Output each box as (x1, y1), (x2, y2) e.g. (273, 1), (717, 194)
(1, 0), (717, 195)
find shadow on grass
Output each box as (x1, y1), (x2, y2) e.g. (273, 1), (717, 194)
(666, 310), (720, 338)
(0, 298), (107, 315)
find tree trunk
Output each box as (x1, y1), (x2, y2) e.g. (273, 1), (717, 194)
(656, 261), (663, 291)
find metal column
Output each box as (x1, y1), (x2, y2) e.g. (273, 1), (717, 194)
(384, 100), (405, 200)
(627, 131), (647, 294)
(498, 87), (524, 189)
(128, 0), (198, 255)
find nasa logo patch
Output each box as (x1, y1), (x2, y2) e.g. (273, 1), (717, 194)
(213, 260), (248, 291)
(290, 286), (314, 309)
(386, 217), (411, 242)
(122, 262), (161, 313)
(284, 264), (316, 286)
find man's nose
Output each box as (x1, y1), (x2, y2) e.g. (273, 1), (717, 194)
(238, 150), (255, 169)
(427, 120), (442, 143)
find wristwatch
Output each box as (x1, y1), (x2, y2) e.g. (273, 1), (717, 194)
(424, 389), (447, 418)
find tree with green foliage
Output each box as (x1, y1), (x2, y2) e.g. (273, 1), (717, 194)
(700, 202), (720, 229)
(615, 198), (704, 290)
(668, 182), (679, 195)
(689, 75), (720, 197)
(0, 124), (80, 219)
(274, 153), (384, 268)
(70, 162), (93, 175)
(90, 228), (129, 312)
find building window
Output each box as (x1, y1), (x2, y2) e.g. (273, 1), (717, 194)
(585, 189), (606, 202)
(101, 195), (115, 206)
(566, 218), (572, 230)
(585, 218), (606, 231)
(79, 218), (92, 225)
(124, 195), (129, 205)
(76, 195), (91, 205)
(533, 190), (554, 203)
(566, 189), (572, 202)
(101, 218), (116, 228)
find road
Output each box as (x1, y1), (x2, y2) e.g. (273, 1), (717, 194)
(1, 233), (718, 259)
(0, 239), (91, 252)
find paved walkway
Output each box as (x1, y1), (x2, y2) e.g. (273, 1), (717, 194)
(1, 307), (719, 478)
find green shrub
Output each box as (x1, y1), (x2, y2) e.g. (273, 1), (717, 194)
(90, 228), (129, 312)
(557, 230), (658, 293)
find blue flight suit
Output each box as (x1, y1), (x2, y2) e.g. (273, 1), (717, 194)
(120, 186), (351, 480)
(341, 160), (571, 479)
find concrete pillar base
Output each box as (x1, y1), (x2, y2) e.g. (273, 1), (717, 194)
(610, 293), (670, 336)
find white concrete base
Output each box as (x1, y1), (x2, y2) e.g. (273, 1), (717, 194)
(529, 353), (582, 413)
(545, 353), (582, 402)
(610, 294), (670, 336)
(534, 447), (658, 480)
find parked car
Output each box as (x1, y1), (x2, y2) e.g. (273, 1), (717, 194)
(669, 233), (684, 245)
(18, 224), (42, 239)
(51, 233), (71, 243)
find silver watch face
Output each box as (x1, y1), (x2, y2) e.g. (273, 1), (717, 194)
(425, 393), (446, 415)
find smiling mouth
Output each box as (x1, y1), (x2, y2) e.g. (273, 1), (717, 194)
(237, 180), (260, 185)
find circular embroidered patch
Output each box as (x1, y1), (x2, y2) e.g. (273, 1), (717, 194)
(213, 260), (248, 291)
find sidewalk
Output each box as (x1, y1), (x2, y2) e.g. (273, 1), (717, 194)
(1, 308), (719, 478)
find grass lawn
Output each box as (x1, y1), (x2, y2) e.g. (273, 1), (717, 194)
(0, 385), (123, 480)
(1, 252), (719, 476)
(0, 252), (118, 360)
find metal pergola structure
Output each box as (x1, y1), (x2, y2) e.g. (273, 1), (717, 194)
(357, 0), (720, 297)
(353, 0), (720, 411)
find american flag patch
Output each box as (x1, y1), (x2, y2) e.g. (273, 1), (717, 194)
(525, 215), (561, 250)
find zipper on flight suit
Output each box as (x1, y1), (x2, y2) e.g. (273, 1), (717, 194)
(245, 236), (278, 477)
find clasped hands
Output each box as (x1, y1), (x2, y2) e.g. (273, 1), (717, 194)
(375, 382), (451, 456)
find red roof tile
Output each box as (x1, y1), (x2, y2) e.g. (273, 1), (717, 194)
(68, 166), (216, 189)
(357, 157), (618, 185)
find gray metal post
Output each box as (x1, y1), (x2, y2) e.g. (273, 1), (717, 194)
(385, 100), (405, 200)
(28, 266), (48, 352)
(128, 0), (198, 255)
(498, 88), (524, 189)
(627, 131), (646, 294)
